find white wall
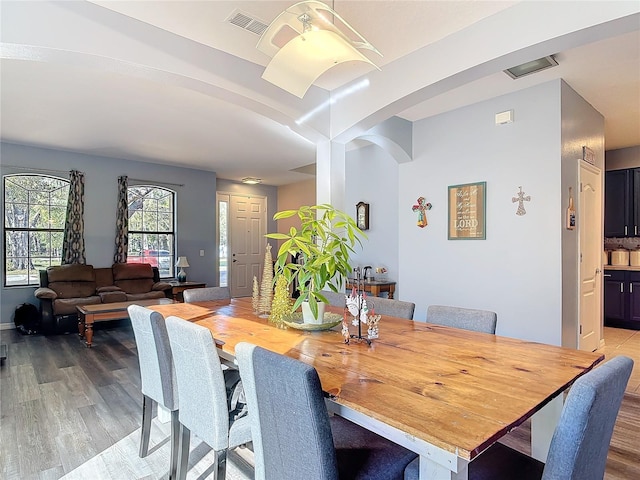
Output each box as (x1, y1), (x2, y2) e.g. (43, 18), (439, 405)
(560, 81), (605, 349)
(398, 81), (565, 345)
(346, 144), (400, 294)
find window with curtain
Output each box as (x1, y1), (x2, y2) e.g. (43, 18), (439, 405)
(4, 174), (70, 286)
(126, 185), (175, 278)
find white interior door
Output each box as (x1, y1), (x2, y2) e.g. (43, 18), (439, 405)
(578, 160), (602, 352)
(229, 194), (266, 297)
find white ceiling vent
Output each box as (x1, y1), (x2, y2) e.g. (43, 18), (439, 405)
(226, 10), (268, 36)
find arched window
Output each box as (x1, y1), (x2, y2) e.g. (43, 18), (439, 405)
(127, 185), (175, 278)
(4, 174), (70, 286)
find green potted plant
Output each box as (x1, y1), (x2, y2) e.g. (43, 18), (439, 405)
(266, 204), (366, 323)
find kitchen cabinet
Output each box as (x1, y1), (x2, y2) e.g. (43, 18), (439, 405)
(605, 168), (639, 237)
(604, 269), (640, 329)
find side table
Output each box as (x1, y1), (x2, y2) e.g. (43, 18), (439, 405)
(168, 281), (207, 302)
(345, 279), (396, 299)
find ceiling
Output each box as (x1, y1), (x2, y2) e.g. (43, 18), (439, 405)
(1, 1), (638, 186)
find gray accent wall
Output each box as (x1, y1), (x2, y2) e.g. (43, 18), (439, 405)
(0, 143), (218, 327)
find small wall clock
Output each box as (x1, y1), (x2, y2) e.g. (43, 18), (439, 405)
(356, 202), (369, 230)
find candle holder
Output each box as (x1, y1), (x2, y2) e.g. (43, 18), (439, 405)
(343, 267), (372, 346)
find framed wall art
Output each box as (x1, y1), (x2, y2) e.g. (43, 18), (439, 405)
(448, 181), (486, 240)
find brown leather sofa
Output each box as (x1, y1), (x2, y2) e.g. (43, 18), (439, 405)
(35, 263), (171, 334)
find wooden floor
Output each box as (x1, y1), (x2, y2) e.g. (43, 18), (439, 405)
(0, 323), (638, 479)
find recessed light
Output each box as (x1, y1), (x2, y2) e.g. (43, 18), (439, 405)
(504, 55), (558, 79)
(241, 177), (262, 185)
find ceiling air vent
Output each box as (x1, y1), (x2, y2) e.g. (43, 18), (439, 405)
(226, 10), (268, 37)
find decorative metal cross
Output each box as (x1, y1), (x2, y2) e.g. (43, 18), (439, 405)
(512, 186), (531, 216)
(412, 196), (432, 228)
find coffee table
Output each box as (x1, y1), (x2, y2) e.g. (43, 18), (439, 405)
(77, 298), (175, 347)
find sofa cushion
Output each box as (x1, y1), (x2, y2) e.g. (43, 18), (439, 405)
(100, 291), (128, 303)
(95, 267), (115, 289)
(125, 291), (167, 301)
(53, 296), (102, 315)
(47, 264), (95, 283)
(97, 286), (123, 293)
(112, 263), (154, 281)
(116, 278), (154, 294)
(49, 280), (97, 299)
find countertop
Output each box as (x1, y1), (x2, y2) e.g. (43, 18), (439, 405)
(604, 265), (640, 272)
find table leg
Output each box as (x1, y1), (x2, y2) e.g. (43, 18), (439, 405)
(388, 285), (395, 299)
(371, 285), (381, 297)
(84, 315), (94, 348)
(531, 394), (564, 461)
(419, 455), (468, 479)
(78, 314), (85, 338)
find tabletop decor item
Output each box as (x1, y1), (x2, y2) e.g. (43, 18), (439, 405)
(448, 181), (486, 240)
(411, 196), (432, 228)
(269, 275), (292, 328)
(266, 204), (367, 324)
(258, 244), (274, 317)
(512, 186), (531, 216)
(252, 276), (259, 314)
(343, 266), (374, 345)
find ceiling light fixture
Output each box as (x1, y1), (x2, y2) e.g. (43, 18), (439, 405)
(257, 0), (381, 98)
(504, 55), (558, 79)
(241, 177), (262, 185)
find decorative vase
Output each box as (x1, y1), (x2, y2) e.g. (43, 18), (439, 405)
(301, 301), (326, 324)
(177, 269), (187, 282)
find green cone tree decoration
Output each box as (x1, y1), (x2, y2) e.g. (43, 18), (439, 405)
(269, 275), (292, 328)
(252, 275), (259, 314)
(258, 244), (273, 317)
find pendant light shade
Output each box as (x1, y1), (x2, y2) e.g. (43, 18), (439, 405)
(257, 1), (381, 98)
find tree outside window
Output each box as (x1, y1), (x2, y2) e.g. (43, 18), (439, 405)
(127, 185), (175, 278)
(4, 174), (70, 286)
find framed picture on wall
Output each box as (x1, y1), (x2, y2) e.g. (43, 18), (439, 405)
(448, 181), (486, 240)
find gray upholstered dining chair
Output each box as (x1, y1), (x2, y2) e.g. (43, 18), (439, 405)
(405, 355), (633, 480)
(183, 286), (230, 303)
(127, 305), (179, 480)
(319, 290), (347, 307)
(235, 341), (418, 480)
(164, 315), (252, 480)
(367, 296), (416, 320)
(426, 305), (497, 334)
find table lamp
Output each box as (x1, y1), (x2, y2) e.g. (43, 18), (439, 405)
(176, 256), (189, 282)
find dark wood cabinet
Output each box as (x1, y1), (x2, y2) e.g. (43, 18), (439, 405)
(604, 168), (639, 237)
(605, 269), (640, 329)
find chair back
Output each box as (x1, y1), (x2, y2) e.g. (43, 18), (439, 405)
(426, 305), (497, 334)
(183, 286), (230, 303)
(542, 355), (633, 480)
(319, 290), (346, 307)
(164, 316), (230, 450)
(128, 305), (177, 410)
(368, 296), (415, 319)
(236, 342), (339, 480)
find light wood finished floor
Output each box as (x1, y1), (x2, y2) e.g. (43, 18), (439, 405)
(0, 324), (638, 479)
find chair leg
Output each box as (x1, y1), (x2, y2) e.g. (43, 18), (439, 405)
(169, 410), (180, 480)
(139, 395), (153, 458)
(175, 423), (191, 480)
(215, 449), (227, 480)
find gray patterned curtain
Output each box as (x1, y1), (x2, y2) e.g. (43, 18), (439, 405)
(61, 170), (86, 264)
(114, 175), (129, 263)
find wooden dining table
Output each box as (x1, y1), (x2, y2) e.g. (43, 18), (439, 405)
(150, 297), (604, 480)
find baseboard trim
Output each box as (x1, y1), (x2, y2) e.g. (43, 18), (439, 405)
(0, 323), (15, 331)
